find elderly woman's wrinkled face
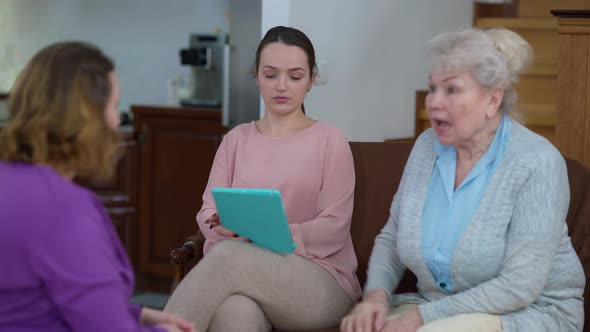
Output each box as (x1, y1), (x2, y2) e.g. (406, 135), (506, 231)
(426, 70), (499, 147)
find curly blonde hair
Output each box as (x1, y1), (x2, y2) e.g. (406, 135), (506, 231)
(0, 41), (120, 180)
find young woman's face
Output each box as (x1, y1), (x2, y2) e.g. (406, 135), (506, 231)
(256, 42), (315, 115)
(425, 69), (501, 146)
(104, 72), (121, 130)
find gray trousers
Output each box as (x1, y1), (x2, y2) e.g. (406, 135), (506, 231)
(164, 240), (353, 332)
(388, 304), (503, 332)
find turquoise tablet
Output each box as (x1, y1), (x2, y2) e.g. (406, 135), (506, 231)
(211, 187), (295, 254)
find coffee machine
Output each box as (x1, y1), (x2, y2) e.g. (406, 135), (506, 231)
(179, 34), (229, 109)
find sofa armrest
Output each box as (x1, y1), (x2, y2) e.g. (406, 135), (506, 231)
(170, 230), (205, 293)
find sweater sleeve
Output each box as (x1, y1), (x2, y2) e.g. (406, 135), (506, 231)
(33, 205), (165, 332)
(129, 304), (143, 321)
(288, 132), (355, 259)
(419, 150), (570, 323)
(363, 193), (407, 301)
(196, 134), (232, 239)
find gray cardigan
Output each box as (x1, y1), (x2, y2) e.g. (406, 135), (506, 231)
(365, 122), (585, 331)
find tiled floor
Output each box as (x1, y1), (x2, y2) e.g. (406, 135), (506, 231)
(130, 292), (169, 310)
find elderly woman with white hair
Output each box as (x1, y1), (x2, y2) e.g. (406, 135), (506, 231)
(341, 28), (585, 332)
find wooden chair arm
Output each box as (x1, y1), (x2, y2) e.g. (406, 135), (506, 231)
(170, 230), (205, 293)
(170, 238), (197, 264)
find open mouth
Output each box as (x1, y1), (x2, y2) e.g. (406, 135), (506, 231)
(434, 119), (450, 129)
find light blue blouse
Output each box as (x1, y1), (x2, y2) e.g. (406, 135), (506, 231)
(421, 116), (512, 292)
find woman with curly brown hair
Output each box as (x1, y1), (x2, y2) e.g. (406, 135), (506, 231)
(0, 41), (196, 332)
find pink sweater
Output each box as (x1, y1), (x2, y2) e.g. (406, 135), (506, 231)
(196, 121), (362, 301)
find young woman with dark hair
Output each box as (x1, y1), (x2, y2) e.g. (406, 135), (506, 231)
(165, 26), (361, 332)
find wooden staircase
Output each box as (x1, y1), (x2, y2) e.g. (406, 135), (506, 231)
(414, 0), (590, 144)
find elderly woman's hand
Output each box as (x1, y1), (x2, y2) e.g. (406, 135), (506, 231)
(340, 289), (390, 332)
(379, 309), (423, 332)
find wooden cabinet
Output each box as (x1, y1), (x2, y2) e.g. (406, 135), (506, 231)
(132, 105), (226, 292)
(552, 10), (590, 168)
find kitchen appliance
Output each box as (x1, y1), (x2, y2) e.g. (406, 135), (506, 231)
(178, 0), (262, 128)
(179, 34), (230, 123)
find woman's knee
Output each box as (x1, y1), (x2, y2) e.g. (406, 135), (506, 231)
(203, 240), (279, 275)
(210, 294), (271, 332)
(198, 240), (248, 272)
(206, 240), (259, 263)
(207, 239), (241, 258)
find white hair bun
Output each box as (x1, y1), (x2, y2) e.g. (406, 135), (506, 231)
(485, 28), (534, 80)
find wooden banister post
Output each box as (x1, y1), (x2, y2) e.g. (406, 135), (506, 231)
(552, 10), (590, 167)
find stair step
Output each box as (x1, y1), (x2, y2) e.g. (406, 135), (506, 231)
(519, 103), (556, 126)
(476, 17), (558, 77)
(476, 17), (556, 29)
(518, 0), (590, 18)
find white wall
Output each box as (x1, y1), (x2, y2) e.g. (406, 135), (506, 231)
(259, 0), (290, 117)
(0, 0), (229, 113)
(289, 0), (473, 141)
(2, 0), (474, 138)
(229, 0), (262, 125)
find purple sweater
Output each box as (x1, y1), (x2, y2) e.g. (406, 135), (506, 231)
(0, 162), (164, 332)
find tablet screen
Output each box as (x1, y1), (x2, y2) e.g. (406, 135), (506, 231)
(211, 188), (295, 254)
